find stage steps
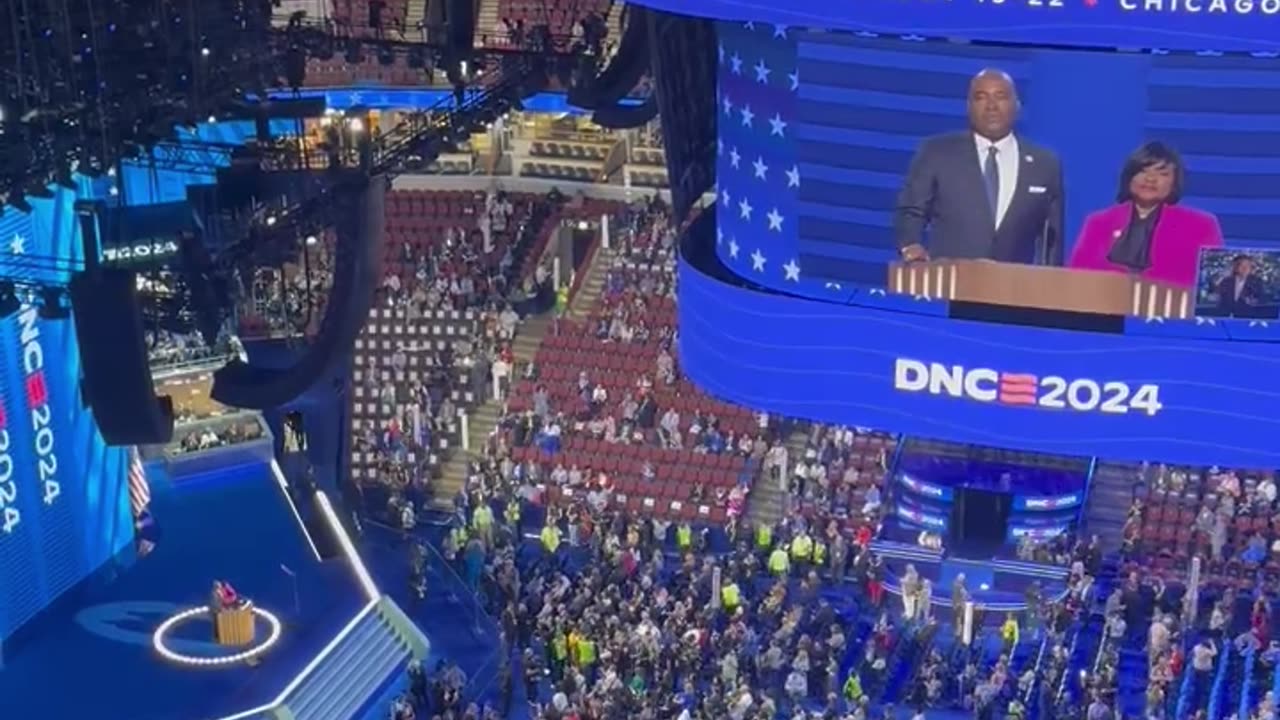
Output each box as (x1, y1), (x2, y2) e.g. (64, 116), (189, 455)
(276, 598), (424, 720)
(1083, 461), (1142, 552)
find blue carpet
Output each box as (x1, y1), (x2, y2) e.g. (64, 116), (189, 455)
(0, 463), (366, 720)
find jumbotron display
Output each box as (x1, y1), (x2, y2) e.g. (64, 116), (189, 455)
(0, 187), (134, 642)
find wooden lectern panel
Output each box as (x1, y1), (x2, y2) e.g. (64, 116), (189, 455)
(888, 260), (1191, 319)
(215, 606), (256, 646)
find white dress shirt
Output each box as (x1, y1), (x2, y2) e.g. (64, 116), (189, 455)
(973, 133), (1020, 229)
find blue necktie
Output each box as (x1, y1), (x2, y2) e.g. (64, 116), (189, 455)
(984, 145), (1000, 225)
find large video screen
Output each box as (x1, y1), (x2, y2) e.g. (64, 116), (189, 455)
(715, 21), (1280, 289)
(0, 188), (134, 642)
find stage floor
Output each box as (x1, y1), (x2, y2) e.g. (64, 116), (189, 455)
(0, 462), (366, 720)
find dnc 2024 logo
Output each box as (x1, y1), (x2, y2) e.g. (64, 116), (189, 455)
(893, 358), (1163, 416)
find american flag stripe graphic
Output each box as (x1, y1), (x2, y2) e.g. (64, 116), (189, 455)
(998, 372), (1039, 405)
(128, 446), (151, 517)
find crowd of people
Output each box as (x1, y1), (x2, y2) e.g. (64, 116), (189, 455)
(171, 414), (267, 454)
(353, 187), (556, 530)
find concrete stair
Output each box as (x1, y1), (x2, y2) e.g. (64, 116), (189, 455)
(567, 246), (610, 318)
(1083, 461), (1141, 551)
(405, 0), (427, 34)
(476, 0), (502, 46)
(605, 0), (626, 50)
(429, 313), (554, 510)
(746, 427), (808, 527)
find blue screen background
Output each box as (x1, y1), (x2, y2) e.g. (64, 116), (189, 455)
(0, 185), (134, 642)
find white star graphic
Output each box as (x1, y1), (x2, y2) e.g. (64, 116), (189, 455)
(744, 21), (755, 30)
(785, 165), (801, 188)
(783, 259), (801, 281)
(767, 208), (784, 231)
(738, 198), (754, 220)
(717, 139), (724, 156)
(751, 250), (767, 272)
(721, 188), (732, 208)
(774, 25), (789, 39)
(349, 91), (363, 103)
(740, 105), (755, 128)
(722, 95), (733, 116)
(730, 147), (741, 169)
(730, 53), (743, 75)
(752, 157), (768, 180)
(788, 71), (800, 91)
(9, 233), (26, 255)
(769, 114), (788, 137)
(754, 60), (771, 84)
(729, 239), (740, 258)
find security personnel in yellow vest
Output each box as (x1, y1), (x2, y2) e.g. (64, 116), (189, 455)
(550, 629), (568, 680)
(843, 670), (864, 702)
(1001, 612), (1020, 653)
(540, 522), (561, 554)
(811, 537), (827, 569)
(768, 543), (790, 577)
(755, 522), (773, 555)
(675, 522), (693, 553)
(790, 532), (814, 575)
(576, 635), (596, 669)
(503, 498), (521, 531)
(721, 581), (741, 613)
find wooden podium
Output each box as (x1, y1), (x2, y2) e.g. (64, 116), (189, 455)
(888, 260), (1192, 319)
(214, 603), (256, 647)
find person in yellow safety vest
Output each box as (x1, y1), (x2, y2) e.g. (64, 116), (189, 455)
(550, 629), (568, 680)
(811, 537), (827, 568)
(576, 635), (596, 668)
(721, 581), (741, 613)
(768, 543), (790, 577)
(843, 670), (863, 702)
(790, 532), (813, 574)
(1001, 612), (1020, 653)
(755, 523), (773, 553)
(540, 523), (561, 554)
(555, 285), (569, 314)
(503, 499), (520, 530)
(446, 524), (468, 562)
(676, 522), (693, 552)
(472, 503), (494, 545)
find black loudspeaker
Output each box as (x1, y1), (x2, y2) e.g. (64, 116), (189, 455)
(446, 0), (476, 54)
(211, 176), (385, 409)
(69, 270), (174, 445)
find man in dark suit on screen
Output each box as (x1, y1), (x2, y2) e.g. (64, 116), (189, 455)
(895, 69), (1065, 266)
(1214, 254), (1266, 318)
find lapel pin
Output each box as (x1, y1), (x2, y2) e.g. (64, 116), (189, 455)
(1113, 230), (1122, 238)
(1024, 155), (1034, 163)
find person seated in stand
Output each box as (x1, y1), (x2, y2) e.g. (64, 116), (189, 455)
(1068, 141), (1223, 289)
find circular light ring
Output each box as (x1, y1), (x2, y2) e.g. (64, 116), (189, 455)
(152, 605), (283, 667)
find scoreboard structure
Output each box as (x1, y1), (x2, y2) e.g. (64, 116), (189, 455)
(0, 186), (134, 643)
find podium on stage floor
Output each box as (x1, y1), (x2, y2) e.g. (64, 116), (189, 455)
(214, 602), (256, 647)
(888, 260), (1191, 319)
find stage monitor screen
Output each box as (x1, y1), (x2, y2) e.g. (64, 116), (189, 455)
(1195, 247), (1280, 320)
(0, 188), (135, 643)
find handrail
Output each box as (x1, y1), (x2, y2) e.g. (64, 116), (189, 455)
(1207, 642), (1233, 720)
(1239, 645), (1257, 720)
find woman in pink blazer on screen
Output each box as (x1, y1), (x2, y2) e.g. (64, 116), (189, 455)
(1068, 141), (1223, 289)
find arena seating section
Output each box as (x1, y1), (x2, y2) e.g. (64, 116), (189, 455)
(347, 189), (547, 506)
(497, 0), (610, 37)
(504, 239), (760, 524)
